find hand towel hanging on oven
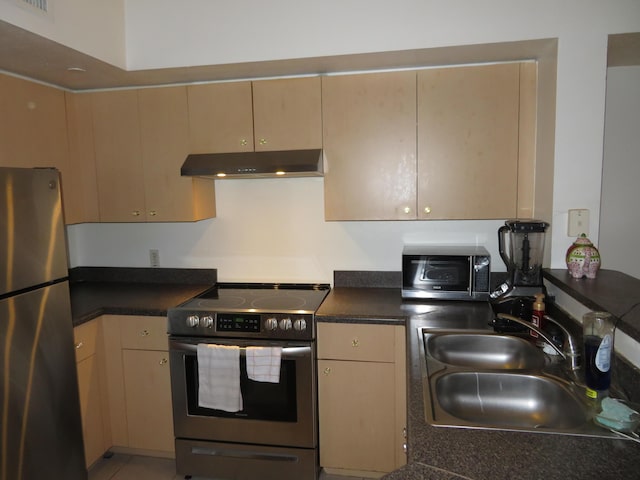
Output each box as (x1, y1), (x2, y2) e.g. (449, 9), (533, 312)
(245, 346), (283, 383)
(196, 344), (242, 412)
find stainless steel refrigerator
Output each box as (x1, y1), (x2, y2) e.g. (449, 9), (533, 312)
(0, 167), (86, 479)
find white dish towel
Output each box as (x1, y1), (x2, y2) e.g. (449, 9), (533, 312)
(197, 344), (242, 412)
(246, 347), (283, 383)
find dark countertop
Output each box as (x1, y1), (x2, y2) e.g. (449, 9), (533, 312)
(315, 287), (407, 324)
(318, 272), (640, 480)
(68, 267), (216, 326)
(544, 269), (640, 341)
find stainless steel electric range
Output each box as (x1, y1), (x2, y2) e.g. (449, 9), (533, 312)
(167, 283), (330, 480)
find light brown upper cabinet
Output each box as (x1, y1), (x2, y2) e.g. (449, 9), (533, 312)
(91, 90), (146, 222)
(322, 71), (418, 220)
(138, 87), (215, 222)
(0, 74), (79, 221)
(187, 77), (322, 154)
(252, 77), (322, 151)
(188, 81), (254, 153)
(91, 87), (215, 222)
(417, 63), (522, 220)
(323, 63), (535, 221)
(64, 92), (100, 224)
(0, 74), (68, 170)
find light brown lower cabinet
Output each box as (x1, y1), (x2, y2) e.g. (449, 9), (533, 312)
(102, 315), (175, 456)
(74, 319), (108, 468)
(122, 349), (174, 452)
(317, 323), (406, 475)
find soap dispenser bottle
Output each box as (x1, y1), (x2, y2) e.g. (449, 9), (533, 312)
(531, 293), (546, 343)
(583, 311), (615, 399)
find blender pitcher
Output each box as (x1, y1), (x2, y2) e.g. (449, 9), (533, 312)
(493, 219), (549, 299)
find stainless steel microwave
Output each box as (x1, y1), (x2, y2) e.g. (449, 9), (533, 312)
(401, 245), (491, 301)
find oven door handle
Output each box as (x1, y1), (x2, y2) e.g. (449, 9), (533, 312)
(169, 340), (312, 358)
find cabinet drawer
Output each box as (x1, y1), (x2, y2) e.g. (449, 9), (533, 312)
(73, 319), (99, 363)
(317, 323), (396, 363)
(119, 316), (168, 351)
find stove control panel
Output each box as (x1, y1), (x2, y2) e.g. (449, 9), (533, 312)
(217, 313), (261, 333)
(171, 311), (314, 340)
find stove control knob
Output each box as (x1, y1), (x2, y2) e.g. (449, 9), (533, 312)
(265, 317), (279, 331)
(186, 315), (200, 328)
(293, 318), (307, 332)
(202, 316), (214, 328)
(279, 318), (293, 331)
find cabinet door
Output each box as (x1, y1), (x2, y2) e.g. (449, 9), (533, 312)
(77, 355), (107, 467)
(74, 319), (107, 468)
(252, 77), (322, 151)
(322, 71), (417, 220)
(417, 63), (520, 219)
(91, 90), (146, 222)
(188, 82), (254, 153)
(0, 74), (75, 223)
(138, 86), (215, 222)
(64, 92), (100, 224)
(0, 73), (68, 170)
(122, 349), (174, 453)
(318, 359), (397, 473)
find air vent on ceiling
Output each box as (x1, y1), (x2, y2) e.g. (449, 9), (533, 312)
(18, 0), (49, 14)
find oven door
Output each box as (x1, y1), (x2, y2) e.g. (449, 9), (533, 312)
(169, 337), (316, 448)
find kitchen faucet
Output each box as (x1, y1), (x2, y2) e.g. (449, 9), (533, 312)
(496, 313), (581, 372)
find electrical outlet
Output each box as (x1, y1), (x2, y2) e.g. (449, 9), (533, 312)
(568, 209), (589, 237)
(149, 249), (160, 267)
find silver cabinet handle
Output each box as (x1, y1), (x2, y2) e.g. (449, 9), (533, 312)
(140, 329), (150, 337)
(159, 358), (168, 366)
(75, 341), (84, 350)
(351, 338), (359, 348)
(323, 367), (331, 375)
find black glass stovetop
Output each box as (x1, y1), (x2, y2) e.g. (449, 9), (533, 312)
(182, 283), (331, 314)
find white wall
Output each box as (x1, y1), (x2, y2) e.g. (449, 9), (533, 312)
(67, 179), (505, 283)
(599, 66), (640, 279)
(60, 1), (640, 280)
(0, 0), (126, 68)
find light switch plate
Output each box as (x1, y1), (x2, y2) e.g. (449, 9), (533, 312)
(568, 209), (589, 237)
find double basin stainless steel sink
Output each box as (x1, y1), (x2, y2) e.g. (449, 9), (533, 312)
(420, 329), (618, 438)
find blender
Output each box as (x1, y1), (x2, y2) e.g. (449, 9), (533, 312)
(491, 219), (549, 330)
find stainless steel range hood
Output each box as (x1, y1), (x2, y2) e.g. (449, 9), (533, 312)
(181, 149), (323, 179)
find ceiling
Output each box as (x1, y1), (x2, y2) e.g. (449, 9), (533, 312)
(1, 19), (636, 92)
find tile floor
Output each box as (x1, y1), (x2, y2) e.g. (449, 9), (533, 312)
(88, 453), (372, 480)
